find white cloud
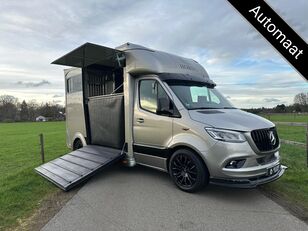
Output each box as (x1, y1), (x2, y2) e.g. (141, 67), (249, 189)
(0, 0), (307, 107)
(16, 80), (50, 87)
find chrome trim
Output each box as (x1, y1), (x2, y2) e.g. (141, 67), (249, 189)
(210, 165), (287, 188)
(133, 143), (167, 150)
(245, 131), (280, 155)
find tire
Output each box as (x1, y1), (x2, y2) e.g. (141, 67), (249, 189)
(73, 139), (83, 150)
(169, 149), (209, 192)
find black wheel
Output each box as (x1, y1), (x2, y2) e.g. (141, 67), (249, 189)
(73, 139), (83, 150)
(169, 149), (209, 192)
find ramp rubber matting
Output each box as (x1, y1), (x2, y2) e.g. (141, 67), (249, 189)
(35, 145), (124, 191)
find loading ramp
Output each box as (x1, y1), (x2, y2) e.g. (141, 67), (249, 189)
(35, 145), (124, 191)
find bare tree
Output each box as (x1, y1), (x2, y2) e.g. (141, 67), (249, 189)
(20, 100), (29, 121)
(0, 95), (65, 122)
(0, 95), (18, 105)
(294, 92), (308, 105)
(0, 95), (18, 122)
(27, 100), (39, 121)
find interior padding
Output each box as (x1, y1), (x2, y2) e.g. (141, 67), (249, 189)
(88, 94), (125, 149)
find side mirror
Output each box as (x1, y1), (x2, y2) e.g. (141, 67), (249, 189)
(157, 108), (174, 116)
(157, 98), (174, 116)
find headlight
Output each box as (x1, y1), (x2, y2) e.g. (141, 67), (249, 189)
(205, 128), (246, 143)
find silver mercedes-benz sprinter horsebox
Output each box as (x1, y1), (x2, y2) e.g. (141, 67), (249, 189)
(35, 42), (286, 192)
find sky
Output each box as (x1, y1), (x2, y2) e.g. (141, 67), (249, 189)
(0, 0), (307, 108)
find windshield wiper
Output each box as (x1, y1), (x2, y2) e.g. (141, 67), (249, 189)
(223, 106), (237, 109)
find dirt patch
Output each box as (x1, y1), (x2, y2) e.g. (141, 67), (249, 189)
(260, 187), (308, 225)
(10, 188), (78, 231)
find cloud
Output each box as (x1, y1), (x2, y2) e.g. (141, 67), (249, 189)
(53, 100), (62, 104)
(0, 0), (307, 106)
(263, 98), (281, 103)
(53, 94), (63, 98)
(16, 80), (51, 87)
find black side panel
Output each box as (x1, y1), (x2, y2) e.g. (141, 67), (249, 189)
(133, 144), (170, 158)
(88, 94), (125, 149)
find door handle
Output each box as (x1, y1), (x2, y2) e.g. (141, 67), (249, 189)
(137, 118), (144, 123)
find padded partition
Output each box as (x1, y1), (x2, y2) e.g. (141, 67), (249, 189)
(88, 94), (125, 149)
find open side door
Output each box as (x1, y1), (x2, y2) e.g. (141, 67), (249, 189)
(52, 42), (125, 68)
(38, 43), (127, 191)
(35, 145), (124, 191)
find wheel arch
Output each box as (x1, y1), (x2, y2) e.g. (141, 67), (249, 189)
(167, 144), (209, 174)
(72, 132), (87, 149)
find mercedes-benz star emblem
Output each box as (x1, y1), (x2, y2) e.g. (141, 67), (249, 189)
(269, 131), (276, 145)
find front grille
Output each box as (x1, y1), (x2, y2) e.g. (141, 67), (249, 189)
(251, 128), (279, 152)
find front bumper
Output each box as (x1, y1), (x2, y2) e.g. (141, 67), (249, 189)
(209, 165), (287, 188)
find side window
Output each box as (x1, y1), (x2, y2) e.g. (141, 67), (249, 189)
(74, 76), (82, 92)
(67, 76), (82, 94)
(67, 78), (73, 93)
(67, 79), (70, 93)
(139, 79), (176, 116)
(139, 80), (157, 113)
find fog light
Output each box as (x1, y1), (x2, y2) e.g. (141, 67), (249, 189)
(225, 159), (246, 169)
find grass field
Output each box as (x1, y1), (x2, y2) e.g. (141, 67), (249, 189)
(259, 113), (307, 144)
(1, 114), (308, 230)
(261, 113), (308, 123)
(258, 114), (308, 214)
(276, 125), (306, 143)
(0, 122), (69, 230)
(262, 143), (308, 212)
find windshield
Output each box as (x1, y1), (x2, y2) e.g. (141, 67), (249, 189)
(168, 82), (235, 110)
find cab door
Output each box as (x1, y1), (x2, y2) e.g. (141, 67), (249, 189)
(133, 78), (174, 148)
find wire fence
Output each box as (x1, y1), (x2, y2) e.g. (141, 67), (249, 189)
(273, 121), (308, 167)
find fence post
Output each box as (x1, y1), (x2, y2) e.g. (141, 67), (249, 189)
(307, 123), (308, 167)
(39, 133), (45, 164)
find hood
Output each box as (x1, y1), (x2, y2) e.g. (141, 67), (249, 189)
(189, 109), (274, 131)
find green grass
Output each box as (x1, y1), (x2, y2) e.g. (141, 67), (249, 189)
(277, 125), (306, 143)
(259, 113), (307, 143)
(1, 120), (308, 229)
(261, 113), (308, 123)
(0, 122), (69, 230)
(262, 144), (308, 211)
(260, 113), (308, 210)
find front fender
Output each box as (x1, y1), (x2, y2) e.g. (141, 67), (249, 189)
(168, 133), (216, 153)
(167, 133), (216, 172)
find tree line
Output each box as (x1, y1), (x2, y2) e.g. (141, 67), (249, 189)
(0, 95), (65, 122)
(0, 92), (307, 122)
(245, 92), (308, 114)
